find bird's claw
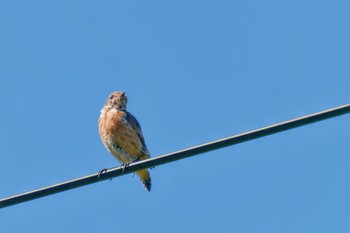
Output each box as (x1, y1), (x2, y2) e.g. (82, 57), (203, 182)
(121, 158), (142, 174)
(97, 168), (108, 181)
(122, 162), (131, 174)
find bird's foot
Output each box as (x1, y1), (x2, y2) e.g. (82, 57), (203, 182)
(97, 168), (108, 181)
(121, 158), (141, 174)
(122, 162), (131, 174)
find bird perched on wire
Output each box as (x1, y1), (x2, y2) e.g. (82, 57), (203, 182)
(98, 91), (151, 191)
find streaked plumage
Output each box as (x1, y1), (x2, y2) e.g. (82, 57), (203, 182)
(98, 91), (151, 191)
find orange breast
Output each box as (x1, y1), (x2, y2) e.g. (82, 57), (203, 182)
(99, 109), (144, 159)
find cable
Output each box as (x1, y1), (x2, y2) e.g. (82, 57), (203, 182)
(1, 103), (350, 209)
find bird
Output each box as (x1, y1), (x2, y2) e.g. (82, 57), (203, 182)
(98, 91), (151, 191)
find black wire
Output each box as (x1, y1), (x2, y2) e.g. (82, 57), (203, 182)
(1, 103), (350, 209)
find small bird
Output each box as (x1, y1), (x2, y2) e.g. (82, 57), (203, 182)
(98, 91), (151, 191)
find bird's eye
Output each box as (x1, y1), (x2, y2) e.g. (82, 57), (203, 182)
(109, 95), (114, 99)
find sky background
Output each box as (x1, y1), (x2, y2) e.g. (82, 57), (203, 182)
(0, 1), (350, 232)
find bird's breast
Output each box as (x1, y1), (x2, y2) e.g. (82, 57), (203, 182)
(98, 109), (142, 162)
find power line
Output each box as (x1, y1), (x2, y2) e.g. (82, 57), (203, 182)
(1, 103), (350, 209)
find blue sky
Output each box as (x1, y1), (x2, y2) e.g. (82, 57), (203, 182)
(0, 1), (350, 232)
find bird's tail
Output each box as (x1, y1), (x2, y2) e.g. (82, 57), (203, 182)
(136, 169), (151, 192)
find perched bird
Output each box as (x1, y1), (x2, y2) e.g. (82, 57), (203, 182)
(98, 91), (151, 191)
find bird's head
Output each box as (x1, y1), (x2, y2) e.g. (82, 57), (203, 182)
(103, 91), (128, 110)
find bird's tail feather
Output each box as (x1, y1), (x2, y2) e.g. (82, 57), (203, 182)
(136, 169), (151, 192)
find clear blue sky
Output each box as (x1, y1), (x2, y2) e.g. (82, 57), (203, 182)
(1, 1), (350, 232)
